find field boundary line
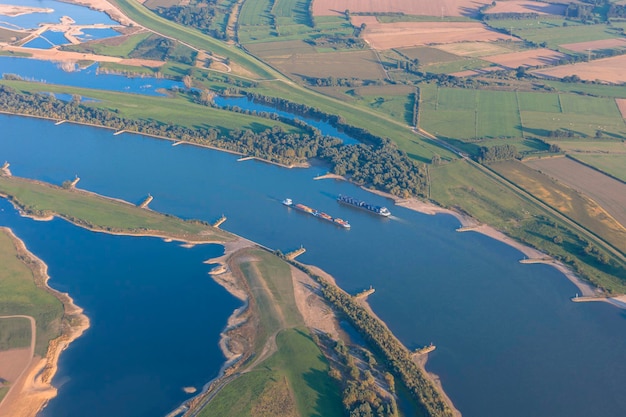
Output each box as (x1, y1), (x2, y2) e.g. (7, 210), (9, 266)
(565, 154), (626, 186)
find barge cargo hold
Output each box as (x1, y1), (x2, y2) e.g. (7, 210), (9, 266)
(337, 194), (391, 217)
(283, 198), (351, 228)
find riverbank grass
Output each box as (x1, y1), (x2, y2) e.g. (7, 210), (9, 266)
(199, 328), (342, 417)
(0, 317), (31, 350)
(0, 229), (63, 356)
(0, 176), (233, 243)
(198, 248), (343, 416)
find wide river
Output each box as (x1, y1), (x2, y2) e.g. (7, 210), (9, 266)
(1, 113), (626, 417)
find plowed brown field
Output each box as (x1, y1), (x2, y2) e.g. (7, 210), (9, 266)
(560, 38), (626, 52)
(617, 99), (626, 119)
(357, 21), (509, 50)
(483, 1), (566, 15)
(483, 48), (566, 68)
(532, 55), (626, 84)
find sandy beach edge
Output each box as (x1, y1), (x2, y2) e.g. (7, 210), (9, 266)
(363, 186), (622, 307)
(0, 228), (90, 417)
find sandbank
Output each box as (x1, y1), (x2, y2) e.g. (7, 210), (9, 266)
(0, 5), (53, 18)
(0, 228), (89, 417)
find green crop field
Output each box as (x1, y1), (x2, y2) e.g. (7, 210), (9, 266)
(570, 154), (626, 183)
(420, 84), (626, 142)
(546, 81), (626, 98)
(518, 91), (561, 113)
(267, 50), (387, 80)
(353, 91), (414, 125)
(486, 19), (622, 50)
(554, 140), (626, 153)
(477, 90), (522, 138)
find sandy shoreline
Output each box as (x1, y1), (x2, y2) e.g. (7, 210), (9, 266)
(0, 228), (90, 417)
(362, 186), (617, 304)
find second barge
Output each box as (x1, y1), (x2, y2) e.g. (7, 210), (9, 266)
(283, 198), (350, 229)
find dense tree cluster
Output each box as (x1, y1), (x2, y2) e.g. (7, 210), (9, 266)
(412, 87), (420, 127)
(0, 86), (429, 197)
(285, 260), (454, 417)
(154, 0), (227, 40)
(477, 144), (520, 163)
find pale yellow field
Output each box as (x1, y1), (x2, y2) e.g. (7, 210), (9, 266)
(435, 41), (514, 57)
(532, 55), (626, 84)
(484, 48), (567, 68)
(560, 38), (626, 52)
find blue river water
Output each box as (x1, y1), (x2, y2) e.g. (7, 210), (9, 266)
(1, 113), (626, 417)
(0, 197), (237, 417)
(0, 0), (116, 30)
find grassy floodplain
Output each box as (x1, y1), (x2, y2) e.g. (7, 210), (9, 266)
(0, 80), (300, 135)
(0, 175), (232, 243)
(198, 248), (343, 417)
(0, 229), (64, 357)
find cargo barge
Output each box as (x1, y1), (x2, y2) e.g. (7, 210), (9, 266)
(282, 198), (350, 228)
(337, 194), (391, 217)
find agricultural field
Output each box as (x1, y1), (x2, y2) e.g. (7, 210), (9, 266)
(491, 160), (626, 253)
(0, 27), (27, 43)
(617, 98), (626, 118)
(486, 19), (624, 51)
(483, 48), (567, 68)
(264, 50), (387, 80)
(357, 21), (509, 50)
(396, 46), (459, 64)
(238, 0), (351, 44)
(525, 157), (626, 228)
(559, 38), (626, 53)
(423, 58), (493, 74)
(419, 85), (626, 143)
(245, 40), (317, 58)
(420, 86), (523, 140)
(569, 154), (626, 183)
(532, 54), (626, 84)
(434, 41), (518, 57)
(483, 1), (566, 16)
(311, 0), (492, 17)
(351, 85), (414, 125)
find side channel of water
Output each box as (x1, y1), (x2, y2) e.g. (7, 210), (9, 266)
(1, 113), (626, 417)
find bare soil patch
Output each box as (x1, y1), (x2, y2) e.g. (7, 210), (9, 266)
(483, 48), (567, 68)
(531, 54), (626, 84)
(617, 99), (626, 119)
(483, 1), (566, 16)
(312, 0), (492, 18)
(0, 348), (31, 383)
(358, 21), (509, 50)
(525, 157), (626, 228)
(560, 38), (626, 52)
(435, 41), (513, 57)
